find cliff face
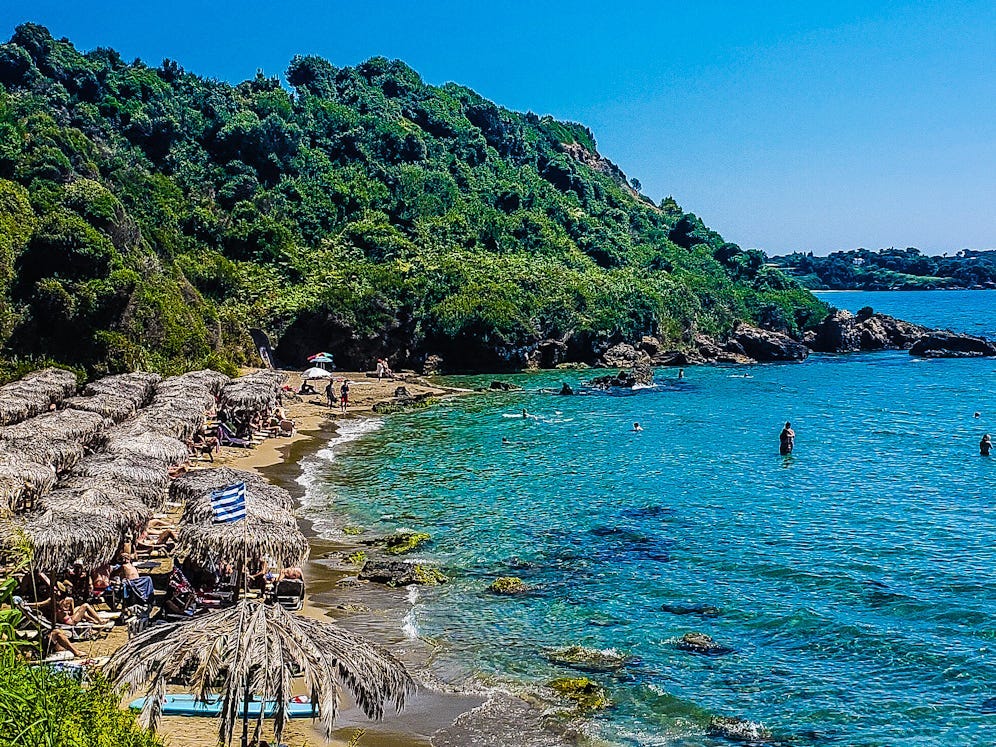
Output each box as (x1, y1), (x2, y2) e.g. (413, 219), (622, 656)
(0, 24), (826, 376)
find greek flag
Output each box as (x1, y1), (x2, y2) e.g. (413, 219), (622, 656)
(210, 482), (246, 523)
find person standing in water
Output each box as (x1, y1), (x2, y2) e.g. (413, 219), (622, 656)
(678, 369), (684, 380)
(779, 421), (795, 455)
(981, 434), (992, 456)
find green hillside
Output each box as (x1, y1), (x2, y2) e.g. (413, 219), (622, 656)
(0, 23), (825, 376)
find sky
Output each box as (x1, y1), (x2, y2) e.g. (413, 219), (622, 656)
(1, 1), (994, 256)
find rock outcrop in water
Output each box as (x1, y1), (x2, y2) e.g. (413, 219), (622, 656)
(545, 677), (610, 711)
(545, 645), (629, 672)
(358, 559), (447, 586)
(707, 716), (773, 743)
(728, 324), (809, 362)
(807, 308), (930, 352)
(909, 331), (996, 358)
(587, 364), (654, 390)
(674, 632), (735, 656)
(660, 603), (720, 618)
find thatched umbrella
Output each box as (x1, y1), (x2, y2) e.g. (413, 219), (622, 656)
(176, 515), (309, 568)
(168, 369), (230, 395)
(182, 492), (298, 528)
(0, 368), (78, 426)
(169, 468), (282, 507)
(37, 487), (152, 534)
(0, 454), (57, 511)
(153, 383), (216, 411)
(0, 437), (86, 475)
(106, 599), (415, 745)
(104, 431), (190, 467)
(0, 408), (109, 446)
(9, 510), (122, 571)
(85, 372), (162, 407)
(64, 393), (137, 423)
(71, 455), (169, 494)
(59, 473), (167, 511)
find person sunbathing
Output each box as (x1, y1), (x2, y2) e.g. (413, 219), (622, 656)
(112, 553), (140, 581)
(54, 591), (105, 626)
(135, 528), (176, 553)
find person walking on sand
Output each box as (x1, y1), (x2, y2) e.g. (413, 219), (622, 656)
(325, 379), (335, 409)
(339, 379), (350, 413)
(779, 421), (795, 455)
(981, 434), (992, 456)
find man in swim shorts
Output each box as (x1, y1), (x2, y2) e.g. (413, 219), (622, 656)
(779, 421), (795, 455)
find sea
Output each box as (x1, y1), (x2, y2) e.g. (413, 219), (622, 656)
(299, 290), (996, 746)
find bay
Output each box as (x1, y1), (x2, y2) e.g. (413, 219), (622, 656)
(302, 291), (996, 746)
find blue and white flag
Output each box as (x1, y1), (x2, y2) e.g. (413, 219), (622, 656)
(210, 482), (247, 523)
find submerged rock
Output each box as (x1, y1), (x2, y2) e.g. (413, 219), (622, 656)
(660, 603), (720, 618)
(489, 380), (521, 391)
(372, 393), (438, 414)
(980, 697), (996, 713)
(909, 331), (996, 358)
(545, 645), (629, 672)
(707, 716), (772, 743)
(675, 632), (735, 656)
(587, 363), (653, 390)
(488, 576), (530, 595)
(358, 560), (447, 586)
(379, 531), (431, 555)
(545, 677), (610, 711)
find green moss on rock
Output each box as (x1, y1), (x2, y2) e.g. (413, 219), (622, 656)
(341, 525), (364, 535)
(409, 565), (447, 585)
(488, 576), (529, 594)
(346, 550), (367, 565)
(384, 531), (431, 555)
(546, 677), (610, 711)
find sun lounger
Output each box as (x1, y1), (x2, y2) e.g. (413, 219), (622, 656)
(13, 596), (114, 640)
(271, 578), (305, 611)
(216, 423), (253, 448)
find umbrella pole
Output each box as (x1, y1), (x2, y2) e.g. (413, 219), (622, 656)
(241, 675), (250, 747)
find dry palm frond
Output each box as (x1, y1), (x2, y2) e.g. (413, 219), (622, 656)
(22, 367), (79, 398)
(0, 408), (109, 445)
(104, 431), (190, 467)
(152, 382), (216, 411)
(176, 516), (309, 568)
(37, 487), (152, 533)
(71, 455), (169, 492)
(64, 393), (137, 423)
(0, 454), (57, 511)
(219, 370), (288, 416)
(0, 437), (86, 474)
(8, 509), (122, 571)
(169, 369), (230, 395)
(182, 491), (297, 527)
(106, 599), (414, 745)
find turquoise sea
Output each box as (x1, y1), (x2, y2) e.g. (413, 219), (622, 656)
(302, 291), (996, 746)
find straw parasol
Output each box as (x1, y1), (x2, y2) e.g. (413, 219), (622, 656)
(169, 468), (289, 509)
(0, 454), (57, 511)
(0, 408), (109, 446)
(153, 382), (216, 411)
(37, 487), (153, 534)
(168, 369), (230, 395)
(182, 490), (298, 527)
(59, 473), (168, 511)
(9, 510), (122, 571)
(85, 372), (162, 407)
(104, 430), (190, 467)
(107, 599), (414, 746)
(0, 368), (78, 426)
(176, 515), (309, 568)
(71, 454), (169, 494)
(63, 393), (137, 423)
(0, 437), (86, 475)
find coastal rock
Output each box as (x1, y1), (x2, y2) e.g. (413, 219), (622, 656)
(638, 336), (663, 357)
(660, 604), (720, 618)
(545, 645), (629, 672)
(855, 313), (930, 350)
(545, 677), (610, 711)
(674, 632), (735, 656)
(371, 393), (437, 414)
(393, 385), (409, 397)
(488, 576), (530, 595)
(527, 338), (569, 369)
(808, 309), (862, 353)
(909, 331), (996, 358)
(587, 364), (653, 390)
(358, 560), (447, 586)
(729, 324), (808, 362)
(489, 380), (521, 391)
(378, 531), (431, 555)
(707, 716), (772, 743)
(600, 342), (650, 368)
(651, 350), (691, 367)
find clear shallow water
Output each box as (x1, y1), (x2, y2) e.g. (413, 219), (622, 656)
(302, 292), (996, 746)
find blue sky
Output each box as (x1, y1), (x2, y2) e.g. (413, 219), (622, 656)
(2, 1), (993, 255)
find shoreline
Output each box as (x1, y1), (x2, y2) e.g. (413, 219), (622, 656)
(205, 372), (580, 747)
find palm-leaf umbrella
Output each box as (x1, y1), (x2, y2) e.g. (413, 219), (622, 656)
(176, 516), (309, 568)
(169, 468), (288, 508)
(104, 431), (190, 467)
(0, 437), (86, 475)
(0, 408), (109, 445)
(59, 473), (168, 511)
(63, 393), (137, 423)
(0, 368), (78, 425)
(168, 369), (230, 395)
(70, 455), (169, 494)
(7, 510), (122, 571)
(85, 372), (162, 407)
(37, 487), (153, 533)
(106, 599), (415, 745)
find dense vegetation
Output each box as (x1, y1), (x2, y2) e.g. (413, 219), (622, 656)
(769, 248), (996, 291)
(0, 23), (824, 375)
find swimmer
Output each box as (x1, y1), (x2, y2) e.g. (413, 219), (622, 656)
(521, 408), (528, 418)
(502, 436), (510, 445)
(779, 421), (795, 455)
(975, 412), (981, 418)
(677, 369), (684, 380)
(981, 434), (992, 456)
(632, 422), (643, 432)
